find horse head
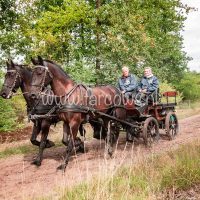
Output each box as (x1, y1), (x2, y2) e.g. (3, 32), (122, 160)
(0, 60), (22, 99)
(30, 56), (53, 99)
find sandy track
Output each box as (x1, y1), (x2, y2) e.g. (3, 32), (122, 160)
(0, 115), (200, 200)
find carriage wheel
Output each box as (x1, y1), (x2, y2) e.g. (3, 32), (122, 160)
(143, 117), (159, 147)
(165, 112), (179, 140)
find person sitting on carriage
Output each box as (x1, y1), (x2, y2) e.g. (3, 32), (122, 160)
(118, 66), (138, 98)
(136, 67), (159, 104)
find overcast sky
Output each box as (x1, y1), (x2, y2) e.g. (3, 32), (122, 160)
(182, 0), (200, 72)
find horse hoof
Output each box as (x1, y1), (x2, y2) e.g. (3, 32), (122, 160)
(77, 144), (85, 153)
(57, 164), (66, 171)
(108, 152), (114, 158)
(31, 159), (41, 166)
(45, 140), (55, 148)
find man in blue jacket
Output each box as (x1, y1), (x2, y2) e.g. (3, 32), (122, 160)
(118, 66), (138, 98)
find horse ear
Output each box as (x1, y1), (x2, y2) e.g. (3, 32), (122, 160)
(6, 59), (15, 69)
(6, 61), (11, 70)
(37, 56), (44, 65)
(31, 57), (38, 65)
(10, 60), (15, 68)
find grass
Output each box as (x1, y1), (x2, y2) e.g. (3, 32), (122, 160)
(0, 140), (63, 159)
(177, 101), (200, 119)
(50, 141), (200, 200)
(0, 144), (37, 159)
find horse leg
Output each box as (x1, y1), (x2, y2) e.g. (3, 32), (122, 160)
(30, 120), (55, 148)
(30, 120), (41, 146)
(57, 122), (81, 171)
(104, 119), (119, 158)
(62, 122), (84, 151)
(62, 122), (69, 146)
(74, 137), (85, 153)
(32, 120), (51, 166)
(44, 120), (55, 148)
(79, 123), (86, 138)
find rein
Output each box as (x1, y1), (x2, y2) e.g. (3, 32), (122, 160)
(40, 84), (88, 99)
(12, 91), (30, 96)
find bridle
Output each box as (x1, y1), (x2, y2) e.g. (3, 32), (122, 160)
(3, 69), (22, 97)
(31, 64), (53, 95)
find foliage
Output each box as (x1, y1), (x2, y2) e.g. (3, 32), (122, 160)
(175, 71), (200, 100)
(0, 0), (193, 84)
(11, 95), (26, 124)
(0, 97), (16, 131)
(0, 95), (26, 131)
(160, 81), (183, 103)
(0, 0), (21, 63)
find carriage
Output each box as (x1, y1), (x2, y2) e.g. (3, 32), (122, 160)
(118, 90), (178, 146)
(80, 89), (179, 148)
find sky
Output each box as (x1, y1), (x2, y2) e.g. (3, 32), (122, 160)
(182, 0), (200, 72)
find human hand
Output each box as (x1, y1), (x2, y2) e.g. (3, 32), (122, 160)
(122, 90), (126, 94)
(142, 89), (147, 93)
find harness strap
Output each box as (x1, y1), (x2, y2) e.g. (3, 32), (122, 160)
(34, 64), (53, 78)
(3, 70), (21, 98)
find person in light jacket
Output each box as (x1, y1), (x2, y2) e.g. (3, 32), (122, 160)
(137, 67), (159, 93)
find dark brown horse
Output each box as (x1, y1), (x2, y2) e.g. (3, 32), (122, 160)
(30, 56), (125, 170)
(0, 60), (60, 166)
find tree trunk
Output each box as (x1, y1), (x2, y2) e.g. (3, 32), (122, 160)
(96, 0), (101, 84)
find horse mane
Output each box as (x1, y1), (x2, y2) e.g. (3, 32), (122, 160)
(44, 59), (71, 79)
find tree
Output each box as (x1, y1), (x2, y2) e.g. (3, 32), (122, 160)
(0, 0), (19, 63)
(0, 0), (193, 84)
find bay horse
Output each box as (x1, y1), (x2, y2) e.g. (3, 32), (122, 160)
(30, 56), (126, 170)
(0, 60), (60, 166)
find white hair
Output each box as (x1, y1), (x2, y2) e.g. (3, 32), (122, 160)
(144, 67), (152, 72)
(122, 66), (129, 71)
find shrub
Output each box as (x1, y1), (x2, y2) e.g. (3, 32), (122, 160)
(0, 95), (26, 132)
(159, 81), (183, 104)
(175, 72), (200, 100)
(0, 98), (17, 131)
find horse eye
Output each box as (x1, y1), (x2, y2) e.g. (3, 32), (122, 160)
(38, 71), (43, 75)
(7, 72), (15, 76)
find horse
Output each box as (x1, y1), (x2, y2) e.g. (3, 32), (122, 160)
(0, 60), (62, 166)
(30, 56), (126, 170)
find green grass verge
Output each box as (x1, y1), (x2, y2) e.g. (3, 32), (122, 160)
(53, 142), (200, 200)
(0, 141), (63, 159)
(0, 144), (37, 159)
(177, 101), (200, 119)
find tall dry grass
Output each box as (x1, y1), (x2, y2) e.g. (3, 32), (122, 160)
(53, 141), (200, 200)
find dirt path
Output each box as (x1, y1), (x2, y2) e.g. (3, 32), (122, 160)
(0, 126), (32, 144)
(0, 115), (200, 200)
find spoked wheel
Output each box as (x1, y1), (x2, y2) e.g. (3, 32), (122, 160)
(165, 112), (179, 140)
(143, 117), (159, 147)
